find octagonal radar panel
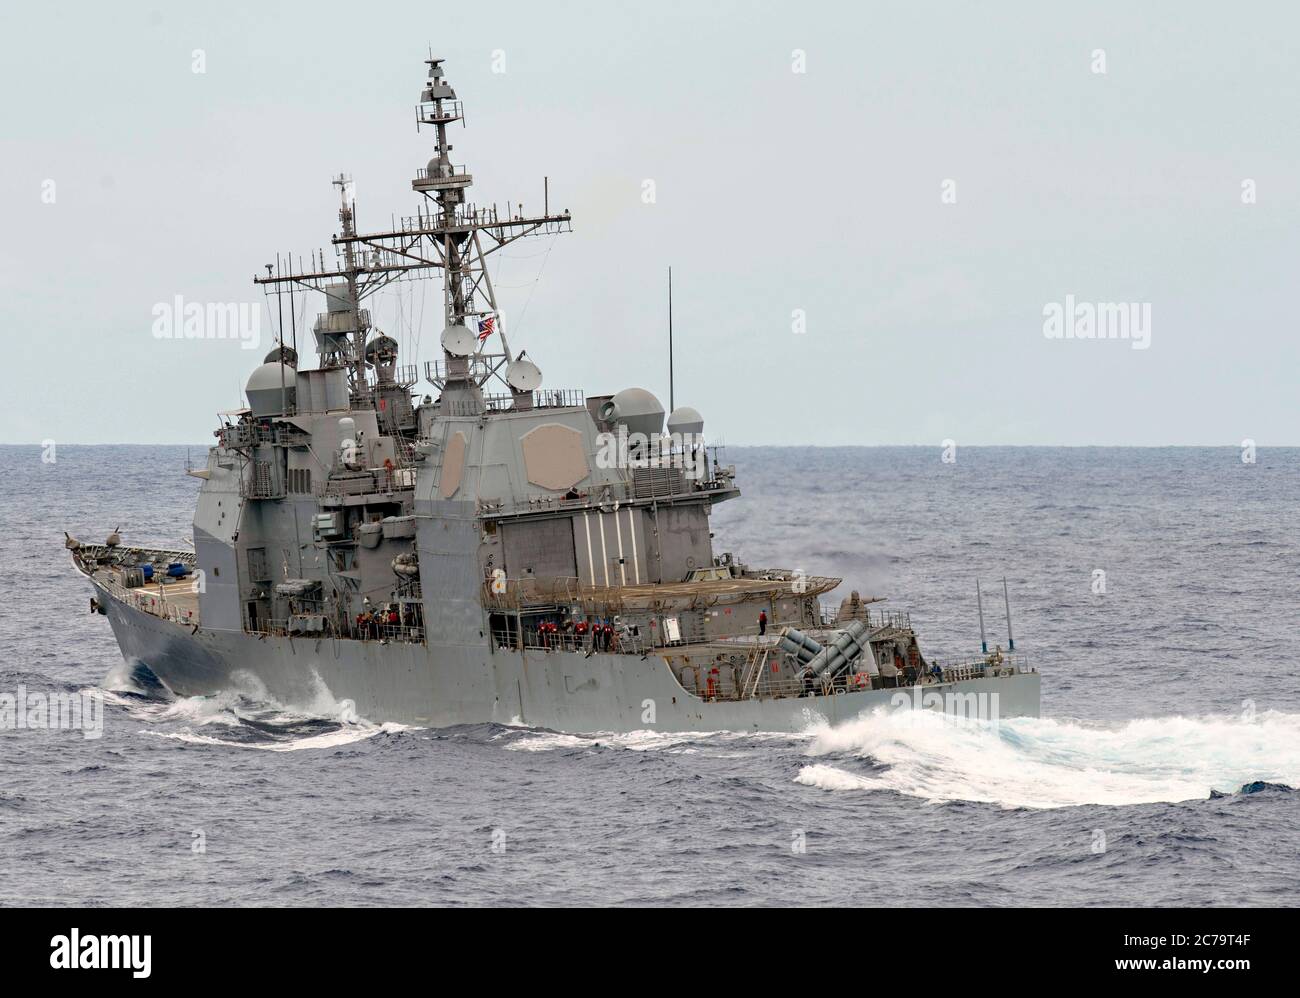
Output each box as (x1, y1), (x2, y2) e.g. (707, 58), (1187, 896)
(506, 358), (543, 393)
(440, 323), (476, 358)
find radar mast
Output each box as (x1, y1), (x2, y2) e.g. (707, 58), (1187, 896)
(253, 56), (573, 396)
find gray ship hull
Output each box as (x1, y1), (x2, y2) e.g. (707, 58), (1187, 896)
(95, 581), (1041, 734)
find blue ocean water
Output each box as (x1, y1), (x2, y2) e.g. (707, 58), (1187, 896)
(0, 444), (1297, 906)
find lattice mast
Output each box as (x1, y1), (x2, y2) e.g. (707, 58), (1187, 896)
(253, 56), (572, 393)
(332, 173), (365, 387)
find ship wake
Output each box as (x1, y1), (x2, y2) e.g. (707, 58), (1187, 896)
(797, 708), (1300, 809)
(496, 726), (795, 755)
(99, 660), (410, 751)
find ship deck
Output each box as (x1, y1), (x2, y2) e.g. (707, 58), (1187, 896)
(72, 544), (202, 627)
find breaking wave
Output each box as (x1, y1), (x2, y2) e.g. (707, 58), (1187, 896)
(99, 660), (411, 751)
(796, 708), (1300, 809)
(140, 721), (409, 752)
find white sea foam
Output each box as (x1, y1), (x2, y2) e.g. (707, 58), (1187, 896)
(140, 721), (410, 752)
(504, 731), (595, 752)
(104, 667), (414, 750)
(795, 708), (1300, 808)
(503, 727), (798, 754)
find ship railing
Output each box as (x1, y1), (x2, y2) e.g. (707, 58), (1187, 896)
(75, 543), (198, 570)
(816, 603), (911, 631)
(421, 381), (585, 418)
(399, 201), (572, 235)
(356, 366), (420, 391)
(680, 661), (1028, 703)
(416, 97), (465, 122)
(482, 474), (735, 521)
(315, 466), (417, 500)
(401, 202), (500, 232)
(485, 606), (821, 652)
(92, 570), (200, 627)
(479, 485), (627, 518)
(398, 209), (473, 234)
(675, 661), (861, 702)
(489, 626), (641, 655)
(482, 574), (838, 615)
(314, 307), (371, 333)
(927, 654), (1031, 679)
(477, 486), (631, 519)
(218, 420), (303, 449)
(255, 423), (303, 446)
(414, 164), (470, 181)
(217, 422), (258, 449)
(348, 386), (419, 422)
(483, 576), (583, 608)
(244, 617), (426, 644)
(481, 388), (586, 411)
(344, 621), (426, 644)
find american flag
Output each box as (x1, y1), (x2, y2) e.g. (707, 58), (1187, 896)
(477, 315), (495, 341)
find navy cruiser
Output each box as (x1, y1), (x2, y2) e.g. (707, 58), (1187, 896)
(69, 57), (1039, 732)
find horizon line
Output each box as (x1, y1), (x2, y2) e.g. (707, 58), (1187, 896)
(3, 441), (1294, 450)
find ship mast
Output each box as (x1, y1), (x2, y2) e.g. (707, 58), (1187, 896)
(253, 56), (573, 397)
(418, 58), (470, 336)
(331, 173), (366, 387)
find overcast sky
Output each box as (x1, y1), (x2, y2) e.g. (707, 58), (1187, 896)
(3, 1), (1297, 445)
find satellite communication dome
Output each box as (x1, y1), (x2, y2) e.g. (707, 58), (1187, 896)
(667, 406), (704, 438)
(440, 323), (476, 357)
(245, 361), (298, 417)
(599, 387), (665, 439)
(506, 358), (543, 393)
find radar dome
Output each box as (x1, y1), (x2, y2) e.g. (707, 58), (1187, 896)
(245, 362), (297, 417)
(599, 387), (665, 439)
(440, 323), (476, 358)
(667, 406), (704, 437)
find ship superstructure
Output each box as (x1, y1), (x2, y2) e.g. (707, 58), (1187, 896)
(69, 58), (1039, 731)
